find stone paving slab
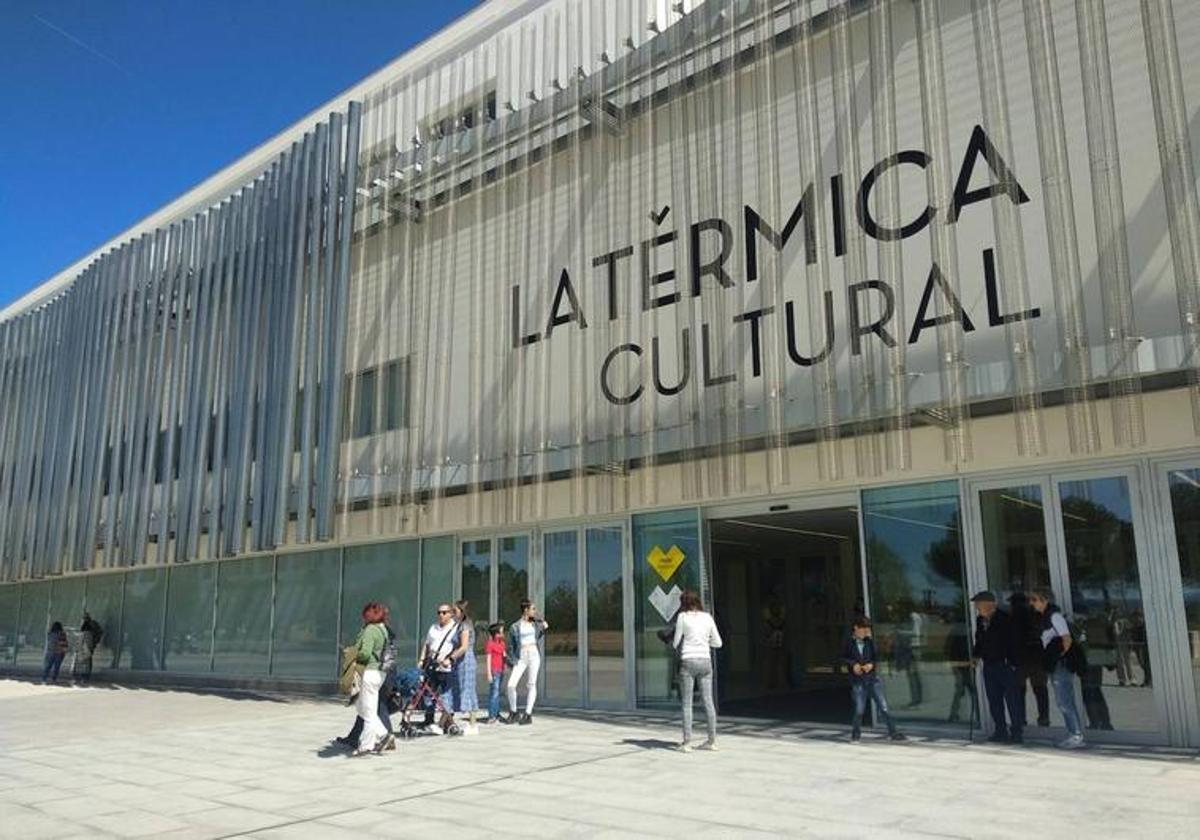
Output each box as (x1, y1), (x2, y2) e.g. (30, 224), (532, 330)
(0, 679), (1197, 839)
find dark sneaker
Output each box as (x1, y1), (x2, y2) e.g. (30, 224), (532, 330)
(1009, 731), (1024, 744)
(890, 732), (907, 742)
(519, 713), (532, 726)
(850, 732), (862, 743)
(987, 732), (1008, 743)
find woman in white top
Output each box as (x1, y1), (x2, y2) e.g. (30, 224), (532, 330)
(672, 589), (723, 752)
(505, 599), (548, 725)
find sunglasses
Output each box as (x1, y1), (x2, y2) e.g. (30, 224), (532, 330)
(437, 609), (451, 614)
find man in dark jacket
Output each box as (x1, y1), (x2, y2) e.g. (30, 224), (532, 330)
(972, 591), (1022, 743)
(842, 616), (905, 743)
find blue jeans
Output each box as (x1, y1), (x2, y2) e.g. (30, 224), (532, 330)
(1051, 662), (1083, 737)
(42, 652), (64, 682)
(488, 672), (503, 719)
(850, 677), (897, 736)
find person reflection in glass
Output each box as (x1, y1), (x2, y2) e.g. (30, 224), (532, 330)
(944, 620), (976, 725)
(762, 585), (788, 693)
(1076, 598), (1114, 732)
(1008, 591), (1050, 727)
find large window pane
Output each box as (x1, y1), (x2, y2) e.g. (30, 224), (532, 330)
(164, 563), (215, 673)
(633, 509), (700, 708)
(15, 581), (50, 668)
(85, 573), (124, 671)
(50, 577), (87, 635)
(273, 550), (340, 678)
(460, 539), (491, 627)
(543, 531), (580, 706)
(863, 481), (968, 729)
(978, 485), (1058, 730)
(496, 536), (529, 625)
(1059, 476), (1157, 734)
(419, 536), (454, 635)
(1168, 468), (1200, 717)
(588, 526), (625, 707)
(213, 556), (273, 675)
(119, 569), (166, 671)
(979, 486), (1052, 601)
(341, 541), (419, 660)
(0, 585), (18, 663)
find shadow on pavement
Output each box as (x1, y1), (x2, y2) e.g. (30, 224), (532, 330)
(619, 737), (678, 750)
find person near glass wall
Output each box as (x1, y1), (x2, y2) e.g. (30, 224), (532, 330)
(421, 603), (460, 734)
(1029, 589), (1085, 749)
(945, 620), (977, 726)
(42, 621), (68, 684)
(1008, 591), (1050, 727)
(971, 591), (1023, 743)
(450, 600), (480, 735)
(350, 602), (393, 756)
(338, 610), (398, 752)
(673, 589), (723, 752)
(843, 616), (905, 743)
(1077, 602), (1114, 731)
(484, 623), (507, 724)
(505, 599), (548, 725)
(73, 612), (103, 686)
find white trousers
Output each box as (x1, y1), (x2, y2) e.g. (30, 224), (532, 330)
(507, 647), (541, 714)
(356, 668), (387, 751)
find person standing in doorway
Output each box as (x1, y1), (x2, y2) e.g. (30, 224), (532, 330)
(42, 621), (68, 684)
(450, 601), (480, 735)
(505, 600), (547, 725)
(843, 616), (905, 743)
(1029, 589), (1085, 749)
(484, 623), (507, 724)
(971, 591), (1023, 743)
(673, 589), (723, 752)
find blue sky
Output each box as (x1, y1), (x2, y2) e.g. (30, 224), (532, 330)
(0, 0), (482, 310)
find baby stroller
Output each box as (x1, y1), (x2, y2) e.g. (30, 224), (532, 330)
(396, 662), (462, 738)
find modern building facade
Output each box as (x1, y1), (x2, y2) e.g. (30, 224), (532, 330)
(2, 0), (1199, 747)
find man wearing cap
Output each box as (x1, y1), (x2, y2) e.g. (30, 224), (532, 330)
(972, 590), (1023, 743)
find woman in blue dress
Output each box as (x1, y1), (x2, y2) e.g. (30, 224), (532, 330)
(450, 600), (480, 734)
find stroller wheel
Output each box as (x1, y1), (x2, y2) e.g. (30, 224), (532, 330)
(447, 724), (463, 736)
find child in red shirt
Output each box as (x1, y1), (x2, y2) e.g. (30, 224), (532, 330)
(484, 623), (507, 723)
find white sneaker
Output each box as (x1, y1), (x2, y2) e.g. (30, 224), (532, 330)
(463, 723), (480, 737)
(428, 724), (443, 736)
(677, 742), (693, 753)
(1057, 734), (1084, 749)
(697, 740), (718, 752)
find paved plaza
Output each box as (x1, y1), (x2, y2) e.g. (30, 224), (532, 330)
(0, 679), (1197, 839)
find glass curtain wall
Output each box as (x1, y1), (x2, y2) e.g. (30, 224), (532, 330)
(163, 563), (216, 673)
(587, 526), (625, 707)
(15, 580), (49, 667)
(0, 584), (17, 662)
(633, 509), (701, 708)
(118, 569), (166, 671)
(1167, 468), (1200, 717)
(543, 530), (580, 705)
(84, 573), (123, 671)
(1057, 476), (1156, 734)
(273, 549), (340, 678)
(341, 541), (420, 659)
(862, 482), (970, 731)
(418, 537), (455, 635)
(213, 557), (272, 674)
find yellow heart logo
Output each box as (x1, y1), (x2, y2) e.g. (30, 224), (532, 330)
(646, 544), (685, 582)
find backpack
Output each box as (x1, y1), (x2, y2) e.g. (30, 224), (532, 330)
(380, 628), (399, 674)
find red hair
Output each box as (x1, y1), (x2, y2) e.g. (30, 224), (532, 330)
(361, 602), (388, 624)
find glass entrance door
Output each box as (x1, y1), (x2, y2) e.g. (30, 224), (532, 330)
(457, 533), (530, 698)
(539, 523), (629, 709)
(968, 469), (1162, 740)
